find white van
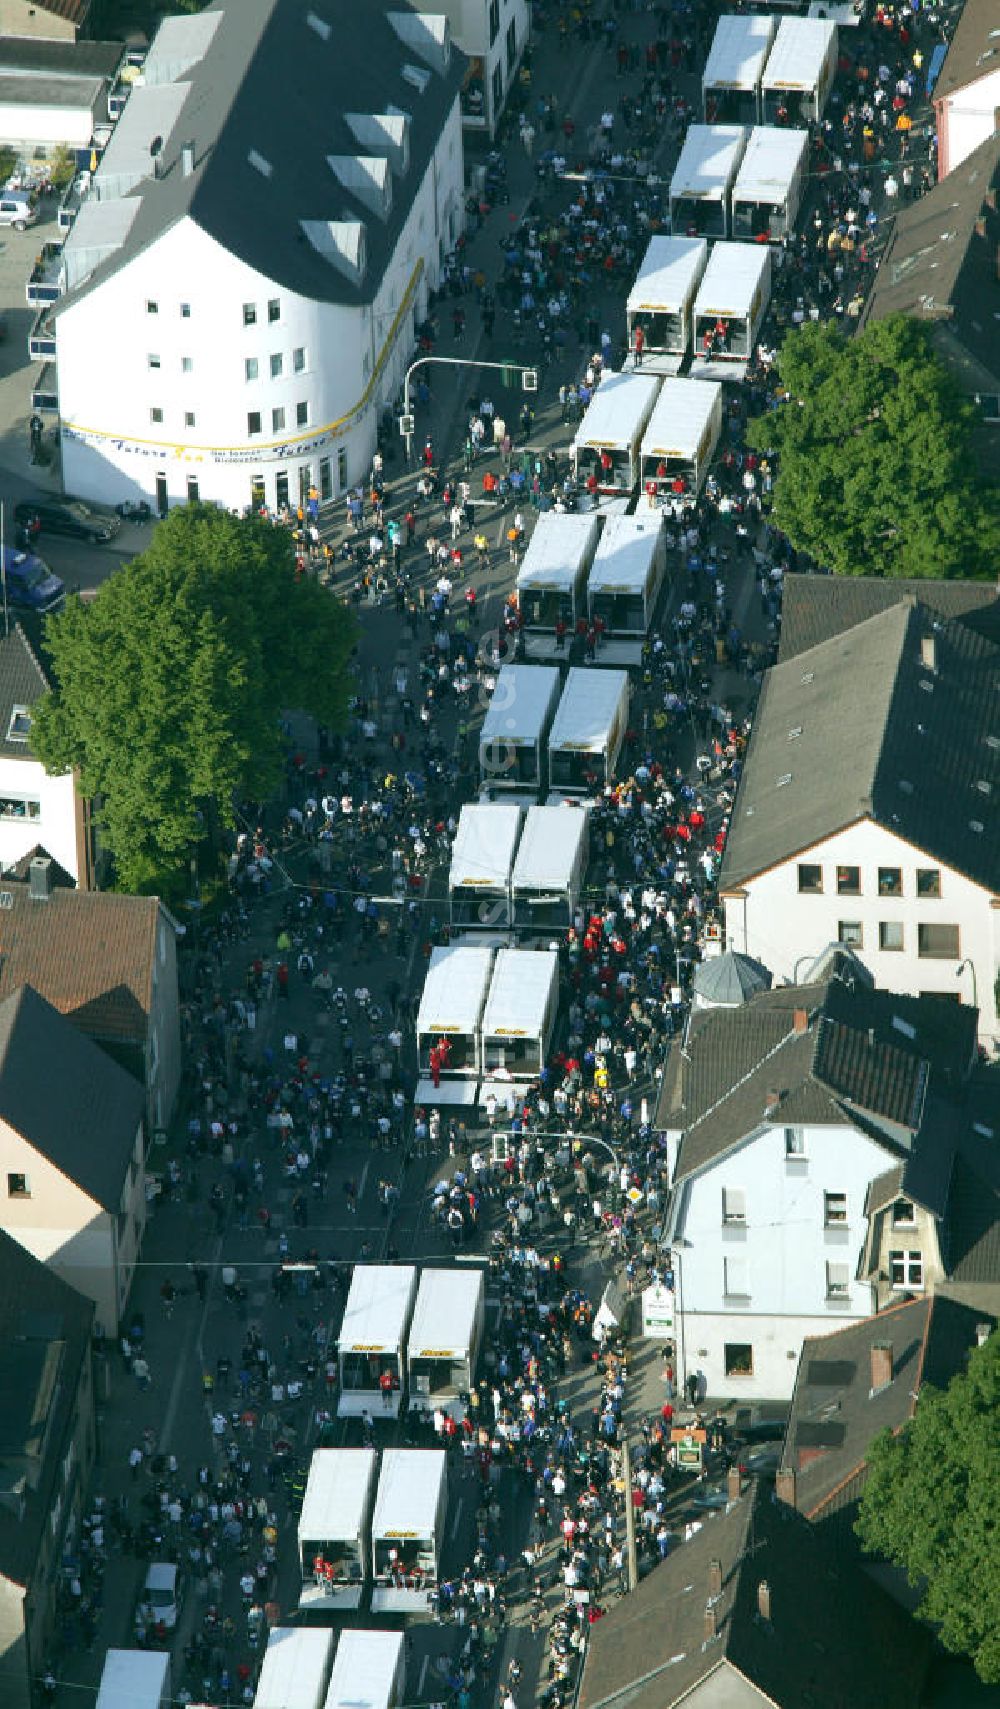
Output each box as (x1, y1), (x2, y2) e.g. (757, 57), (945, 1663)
(140, 1561), (180, 1630)
(0, 190), (37, 229)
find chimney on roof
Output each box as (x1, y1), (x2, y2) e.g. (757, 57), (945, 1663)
(708, 1558), (722, 1598)
(757, 1581), (772, 1622)
(867, 1027), (876, 1049)
(727, 1466), (743, 1501)
(776, 1467), (796, 1508)
(974, 214), (987, 239)
(920, 633), (937, 673)
(792, 1007), (808, 1034)
(704, 1602), (718, 1642)
(870, 1342), (893, 1393)
(976, 1322), (992, 1348)
(181, 141), (195, 178)
(764, 1089), (781, 1115)
(29, 855), (52, 902)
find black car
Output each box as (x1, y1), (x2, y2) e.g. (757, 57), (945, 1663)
(14, 496), (122, 545)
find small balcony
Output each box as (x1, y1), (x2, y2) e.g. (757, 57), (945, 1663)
(31, 363), (59, 413)
(28, 307), (56, 363)
(26, 243), (63, 308)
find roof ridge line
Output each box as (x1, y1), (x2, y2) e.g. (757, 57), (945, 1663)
(682, 1012), (813, 1148)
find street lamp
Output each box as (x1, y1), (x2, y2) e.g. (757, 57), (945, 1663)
(956, 959), (978, 1010)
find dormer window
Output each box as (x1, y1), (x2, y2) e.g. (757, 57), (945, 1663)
(7, 706), (31, 743)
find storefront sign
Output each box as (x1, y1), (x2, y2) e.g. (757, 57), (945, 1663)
(642, 1283), (675, 1339)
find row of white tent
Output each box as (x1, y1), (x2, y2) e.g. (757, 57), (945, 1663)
(669, 122), (809, 242)
(702, 13), (837, 126)
(449, 800), (588, 931)
(479, 662), (630, 797)
(416, 942), (561, 1105)
(516, 504), (676, 631)
(570, 366), (729, 495)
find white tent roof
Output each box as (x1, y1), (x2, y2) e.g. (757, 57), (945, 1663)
(298, 1449), (377, 1544)
(409, 1267), (484, 1360)
(255, 1629), (334, 1709)
(549, 667), (629, 753)
(703, 13), (777, 92)
(416, 944), (494, 1035)
(449, 803), (522, 891)
(96, 1652), (170, 1709)
(372, 1448), (447, 1539)
(516, 509), (601, 594)
(640, 377), (722, 462)
(511, 804), (587, 892)
(572, 370), (660, 452)
(669, 124), (747, 200)
(481, 948), (559, 1038)
(480, 664), (560, 746)
(339, 1265), (416, 1355)
(762, 15), (836, 91)
(324, 1632), (403, 1709)
(589, 514), (663, 596)
(732, 125), (807, 203)
(626, 235), (708, 315)
(693, 241), (770, 319)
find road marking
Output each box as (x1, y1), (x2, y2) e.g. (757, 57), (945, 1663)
(418, 1656), (430, 1695)
(450, 1497), (464, 1541)
(358, 1161), (370, 1202)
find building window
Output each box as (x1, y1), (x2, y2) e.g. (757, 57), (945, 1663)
(724, 1256), (749, 1298)
(319, 457), (332, 502)
(488, 0), (500, 44)
(724, 1343), (753, 1378)
(147, 353), (160, 370)
(146, 300), (158, 314)
(918, 922), (960, 959)
(272, 406), (285, 433)
(180, 302), (191, 318)
(270, 352), (283, 379)
(836, 865), (861, 895)
(247, 411), (262, 436)
(0, 796), (40, 820)
(824, 1191), (847, 1226)
(889, 1249), (923, 1289)
(492, 60), (503, 113)
(267, 298), (280, 323)
(336, 445), (347, 489)
(892, 1199), (916, 1228)
(879, 921), (904, 952)
(184, 411), (195, 428)
(187, 476), (199, 502)
(506, 16), (517, 71)
(6, 1172), (29, 1197)
(784, 1126), (804, 1156)
(797, 863), (823, 894)
(150, 407), (163, 424)
(838, 921), (863, 949)
(878, 866), (903, 897)
(295, 401), (308, 427)
(245, 357), (258, 382)
(826, 1261), (850, 1299)
(181, 356), (193, 373)
(722, 1187), (746, 1226)
(6, 705), (31, 742)
(243, 302), (257, 326)
(293, 346), (306, 373)
(916, 868), (941, 898)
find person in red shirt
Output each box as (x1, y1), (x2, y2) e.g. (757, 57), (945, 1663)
(633, 323), (645, 366)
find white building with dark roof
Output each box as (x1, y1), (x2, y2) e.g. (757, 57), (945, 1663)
(50, 0), (465, 515)
(0, 625), (91, 887)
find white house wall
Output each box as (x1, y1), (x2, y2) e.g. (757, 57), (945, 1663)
(938, 68), (1000, 177)
(674, 1120), (891, 1400)
(0, 755), (80, 882)
(721, 819), (998, 1053)
(0, 98), (101, 150)
(56, 96), (464, 513)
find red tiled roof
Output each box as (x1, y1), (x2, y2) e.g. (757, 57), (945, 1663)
(0, 887), (161, 1044)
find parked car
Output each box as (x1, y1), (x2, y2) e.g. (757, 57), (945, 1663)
(0, 546), (65, 614)
(139, 1561), (181, 1631)
(14, 496), (121, 544)
(0, 191), (36, 230)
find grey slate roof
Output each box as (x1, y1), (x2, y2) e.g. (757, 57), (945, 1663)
(0, 35), (123, 79)
(778, 571), (1000, 663)
(577, 1479), (929, 1709)
(55, 0), (464, 314)
(0, 624), (49, 760)
(0, 985), (143, 1211)
(718, 600), (1000, 893)
(691, 950), (772, 1006)
(933, 0), (1000, 102)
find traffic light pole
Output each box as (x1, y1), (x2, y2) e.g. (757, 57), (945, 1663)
(400, 354), (538, 465)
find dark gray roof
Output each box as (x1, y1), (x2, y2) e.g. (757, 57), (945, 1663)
(718, 601), (1000, 893)
(779, 1295), (986, 1521)
(55, 0), (464, 314)
(933, 0), (1000, 102)
(0, 625), (49, 760)
(691, 950), (772, 1006)
(778, 572), (1000, 664)
(577, 1480), (929, 1709)
(0, 35), (123, 79)
(0, 985), (143, 1211)
(0, 1229), (93, 1588)
(0, 72), (102, 108)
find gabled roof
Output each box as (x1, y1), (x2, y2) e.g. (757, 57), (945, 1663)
(56, 0), (464, 314)
(0, 35), (121, 79)
(718, 600), (1000, 893)
(933, 0), (1000, 102)
(778, 571), (1000, 663)
(0, 886), (167, 1044)
(577, 1480), (929, 1709)
(0, 985), (143, 1211)
(3, 847), (75, 890)
(779, 1295), (988, 1522)
(0, 625), (49, 760)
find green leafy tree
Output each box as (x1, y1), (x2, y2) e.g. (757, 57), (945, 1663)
(48, 144), (76, 191)
(31, 505), (357, 894)
(855, 1330), (1000, 1681)
(746, 314), (1000, 578)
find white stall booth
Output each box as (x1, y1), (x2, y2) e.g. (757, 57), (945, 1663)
(702, 13), (777, 124)
(570, 371), (661, 496)
(479, 663), (561, 797)
(668, 124), (748, 238)
(511, 804), (588, 933)
(691, 243), (772, 381)
(639, 377), (723, 503)
(731, 125), (808, 240)
(548, 668), (630, 796)
(587, 514), (667, 643)
(407, 1267), (486, 1415)
(298, 1448), (378, 1612)
(255, 1629), (334, 1709)
(761, 16), (837, 123)
(516, 510), (602, 650)
(324, 1632), (405, 1709)
(448, 803), (522, 934)
(371, 1449), (449, 1613)
(416, 944), (494, 1103)
(97, 1652), (171, 1709)
(480, 947), (561, 1107)
(337, 1265), (417, 1419)
(625, 235), (708, 372)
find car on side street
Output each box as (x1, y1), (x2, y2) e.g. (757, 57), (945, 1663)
(14, 495), (122, 545)
(0, 545), (65, 614)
